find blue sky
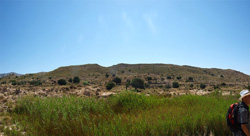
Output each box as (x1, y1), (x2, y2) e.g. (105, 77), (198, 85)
(0, 0), (250, 75)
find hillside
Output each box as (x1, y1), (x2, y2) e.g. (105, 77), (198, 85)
(0, 63), (249, 91)
(0, 72), (22, 78)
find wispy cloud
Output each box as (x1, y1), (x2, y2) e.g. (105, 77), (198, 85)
(143, 12), (157, 35)
(122, 11), (133, 32)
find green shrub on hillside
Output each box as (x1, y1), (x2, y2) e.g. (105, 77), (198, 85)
(165, 84), (171, 89)
(214, 85), (220, 90)
(186, 77), (194, 82)
(190, 84), (194, 88)
(221, 82), (227, 86)
(83, 82), (89, 86)
(58, 79), (67, 85)
(126, 80), (131, 90)
(112, 77), (121, 84)
(167, 76), (172, 79)
(147, 77), (152, 81)
(105, 73), (109, 78)
(73, 76), (80, 83)
(131, 78), (145, 90)
(11, 80), (17, 85)
(106, 82), (115, 90)
(200, 83), (206, 89)
(68, 78), (73, 83)
(176, 76), (182, 80)
(29, 80), (42, 86)
(172, 81), (179, 88)
(247, 84), (250, 90)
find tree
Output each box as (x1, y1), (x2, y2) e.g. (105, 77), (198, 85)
(112, 77), (121, 84)
(58, 79), (67, 85)
(172, 81), (180, 88)
(177, 76), (182, 80)
(73, 76), (80, 83)
(131, 78), (145, 90)
(68, 78), (73, 83)
(200, 83), (206, 89)
(105, 73), (109, 78)
(106, 82), (115, 90)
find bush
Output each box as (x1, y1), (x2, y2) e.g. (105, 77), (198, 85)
(68, 78), (73, 83)
(131, 78), (145, 90)
(190, 84), (194, 88)
(186, 77), (194, 82)
(17, 81), (26, 85)
(214, 85), (220, 90)
(106, 82), (115, 90)
(11, 80), (17, 85)
(165, 84), (171, 89)
(200, 83), (206, 89)
(58, 79), (67, 85)
(83, 82), (89, 86)
(105, 73), (109, 78)
(247, 84), (250, 90)
(221, 82), (226, 86)
(144, 83), (150, 88)
(126, 80), (131, 90)
(177, 76), (182, 80)
(29, 80), (42, 86)
(147, 77), (152, 81)
(112, 77), (121, 84)
(1, 81), (6, 84)
(167, 76), (172, 79)
(73, 77), (80, 83)
(172, 81), (180, 88)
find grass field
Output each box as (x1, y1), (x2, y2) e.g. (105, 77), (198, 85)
(3, 91), (239, 136)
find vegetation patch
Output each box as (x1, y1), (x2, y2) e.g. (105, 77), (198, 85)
(5, 91), (237, 136)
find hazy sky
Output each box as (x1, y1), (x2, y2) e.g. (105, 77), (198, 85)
(0, 0), (250, 75)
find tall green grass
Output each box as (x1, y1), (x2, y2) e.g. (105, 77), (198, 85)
(9, 91), (237, 136)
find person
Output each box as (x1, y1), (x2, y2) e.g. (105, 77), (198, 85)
(234, 90), (250, 136)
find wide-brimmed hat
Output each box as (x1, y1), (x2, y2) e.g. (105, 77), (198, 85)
(239, 90), (250, 101)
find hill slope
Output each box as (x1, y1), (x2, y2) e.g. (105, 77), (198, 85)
(0, 63), (249, 89)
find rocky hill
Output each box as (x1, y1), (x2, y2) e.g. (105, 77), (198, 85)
(0, 72), (22, 78)
(0, 63), (249, 91)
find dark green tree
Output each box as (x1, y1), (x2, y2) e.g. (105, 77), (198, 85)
(73, 76), (80, 83)
(200, 83), (206, 89)
(105, 73), (109, 78)
(172, 81), (180, 88)
(112, 77), (121, 84)
(131, 78), (145, 90)
(126, 80), (131, 90)
(58, 79), (67, 85)
(221, 82), (227, 86)
(106, 82), (115, 90)
(177, 76), (182, 80)
(68, 78), (73, 83)
(167, 76), (172, 79)
(187, 77), (194, 82)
